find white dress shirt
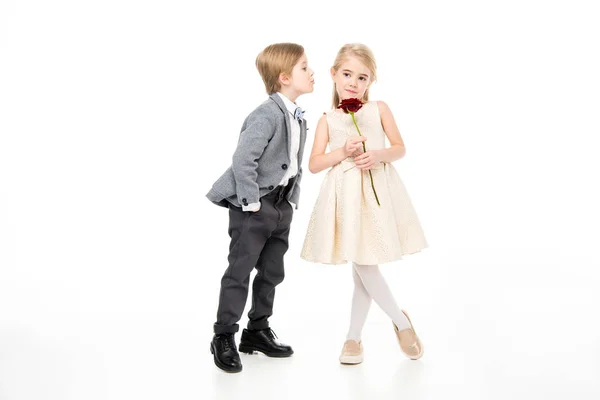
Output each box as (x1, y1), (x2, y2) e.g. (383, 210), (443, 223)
(242, 92), (301, 211)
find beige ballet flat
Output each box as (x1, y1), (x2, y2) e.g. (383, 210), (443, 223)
(393, 310), (424, 360)
(339, 339), (363, 365)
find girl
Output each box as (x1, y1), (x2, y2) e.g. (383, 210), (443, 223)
(300, 43), (428, 364)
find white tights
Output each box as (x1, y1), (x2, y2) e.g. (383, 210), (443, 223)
(346, 262), (410, 342)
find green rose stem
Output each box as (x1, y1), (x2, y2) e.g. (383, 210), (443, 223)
(350, 112), (381, 206)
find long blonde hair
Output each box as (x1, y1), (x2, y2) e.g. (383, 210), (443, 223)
(331, 43), (377, 108)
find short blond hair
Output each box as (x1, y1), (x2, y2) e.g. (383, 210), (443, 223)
(331, 43), (377, 108)
(256, 43), (305, 94)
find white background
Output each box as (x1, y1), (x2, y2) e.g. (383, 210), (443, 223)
(1, 0), (600, 399)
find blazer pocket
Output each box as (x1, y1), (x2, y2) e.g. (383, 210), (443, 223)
(212, 170), (236, 198)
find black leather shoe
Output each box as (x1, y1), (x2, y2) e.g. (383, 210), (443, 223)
(239, 328), (294, 357)
(210, 333), (242, 373)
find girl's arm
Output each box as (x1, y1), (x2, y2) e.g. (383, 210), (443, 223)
(378, 100), (406, 161)
(308, 114), (366, 173)
(354, 101), (406, 170)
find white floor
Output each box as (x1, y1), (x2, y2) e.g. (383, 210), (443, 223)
(2, 247), (599, 400)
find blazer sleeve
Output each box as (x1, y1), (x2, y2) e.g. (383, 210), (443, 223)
(231, 108), (276, 206)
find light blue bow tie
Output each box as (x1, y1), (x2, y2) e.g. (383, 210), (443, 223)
(293, 107), (305, 122)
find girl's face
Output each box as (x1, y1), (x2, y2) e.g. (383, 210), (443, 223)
(331, 56), (373, 102)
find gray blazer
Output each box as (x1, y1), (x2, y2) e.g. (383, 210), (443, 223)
(206, 93), (308, 210)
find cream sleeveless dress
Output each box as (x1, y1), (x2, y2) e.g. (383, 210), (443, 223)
(300, 102), (428, 265)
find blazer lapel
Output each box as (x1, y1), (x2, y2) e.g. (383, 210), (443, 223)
(298, 119), (307, 166)
(269, 93), (292, 156)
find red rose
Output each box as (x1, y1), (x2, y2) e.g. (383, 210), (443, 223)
(338, 98), (364, 114)
(337, 97), (380, 206)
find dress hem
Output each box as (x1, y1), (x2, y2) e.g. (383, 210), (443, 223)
(300, 246), (428, 266)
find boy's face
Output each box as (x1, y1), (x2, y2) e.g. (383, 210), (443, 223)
(284, 54), (315, 96)
(331, 56), (372, 101)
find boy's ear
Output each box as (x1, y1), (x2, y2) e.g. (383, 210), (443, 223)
(279, 72), (290, 86)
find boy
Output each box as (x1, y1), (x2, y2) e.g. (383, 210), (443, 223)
(206, 43), (314, 373)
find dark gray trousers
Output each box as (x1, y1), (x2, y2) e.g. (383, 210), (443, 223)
(214, 186), (293, 334)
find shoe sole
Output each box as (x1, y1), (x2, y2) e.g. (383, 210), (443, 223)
(238, 343), (293, 358)
(339, 355), (363, 365)
(210, 342), (242, 373)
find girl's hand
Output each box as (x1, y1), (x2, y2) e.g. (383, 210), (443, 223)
(344, 136), (367, 157)
(354, 150), (382, 170)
